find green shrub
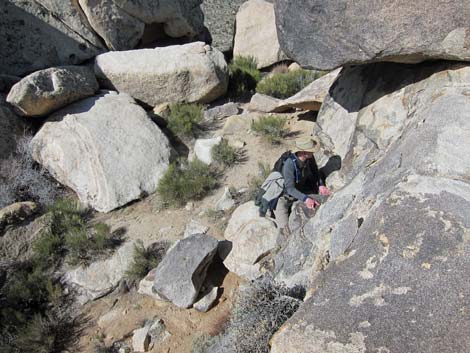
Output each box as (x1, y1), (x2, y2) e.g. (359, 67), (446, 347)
(167, 103), (203, 138)
(0, 198), (96, 353)
(33, 198), (115, 267)
(251, 115), (289, 144)
(256, 69), (325, 99)
(211, 139), (240, 168)
(157, 159), (218, 206)
(125, 240), (169, 284)
(0, 262), (70, 352)
(228, 56), (261, 98)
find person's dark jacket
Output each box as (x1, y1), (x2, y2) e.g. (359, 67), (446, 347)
(281, 153), (325, 201)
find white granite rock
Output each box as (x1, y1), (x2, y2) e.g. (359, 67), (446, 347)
(94, 42), (228, 106)
(31, 91), (171, 212)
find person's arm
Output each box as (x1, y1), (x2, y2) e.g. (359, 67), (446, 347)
(282, 158), (308, 201)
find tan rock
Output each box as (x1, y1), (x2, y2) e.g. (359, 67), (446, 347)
(233, 0), (287, 69)
(7, 66), (98, 117)
(223, 202), (280, 280)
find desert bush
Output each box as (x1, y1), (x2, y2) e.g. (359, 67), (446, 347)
(228, 56), (261, 98)
(33, 198), (117, 267)
(251, 115), (288, 144)
(125, 240), (169, 284)
(0, 199), (98, 353)
(211, 139), (240, 168)
(14, 312), (76, 353)
(157, 159), (218, 207)
(167, 103), (203, 139)
(0, 134), (61, 209)
(205, 276), (304, 353)
(0, 260), (75, 353)
(256, 69), (325, 99)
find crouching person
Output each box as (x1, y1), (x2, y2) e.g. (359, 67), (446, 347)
(273, 137), (331, 231)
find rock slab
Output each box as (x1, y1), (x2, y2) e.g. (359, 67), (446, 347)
(31, 91), (171, 212)
(153, 234), (219, 308)
(270, 62), (470, 352)
(275, 0), (470, 69)
(94, 42), (228, 106)
(7, 66), (98, 117)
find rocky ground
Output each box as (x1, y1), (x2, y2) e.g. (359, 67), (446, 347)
(78, 105), (318, 352)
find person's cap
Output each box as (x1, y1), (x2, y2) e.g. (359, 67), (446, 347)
(292, 136), (320, 153)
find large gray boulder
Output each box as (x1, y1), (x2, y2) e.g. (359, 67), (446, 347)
(63, 241), (135, 304)
(7, 66), (98, 117)
(201, 0), (246, 53)
(94, 42), (228, 106)
(233, 0), (287, 69)
(30, 91), (171, 212)
(270, 62), (470, 352)
(152, 234), (219, 308)
(275, 0), (470, 70)
(0, 0), (105, 76)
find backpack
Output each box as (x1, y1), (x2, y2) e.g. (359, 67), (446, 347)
(255, 151), (293, 216)
(272, 151), (292, 173)
(273, 151), (300, 183)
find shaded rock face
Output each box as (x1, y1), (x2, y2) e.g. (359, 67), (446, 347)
(270, 63), (470, 352)
(0, 0), (105, 76)
(78, 0), (145, 51)
(30, 91), (171, 213)
(79, 0), (205, 51)
(152, 233), (219, 309)
(234, 0), (287, 69)
(275, 0), (470, 70)
(201, 0), (246, 53)
(0, 0), (205, 76)
(94, 42), (228, 106)
(0, 100), (26, 160)
(0, 213), (46, 262)
(7, 66), (98, 117)
(110, 0), (204, 39)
